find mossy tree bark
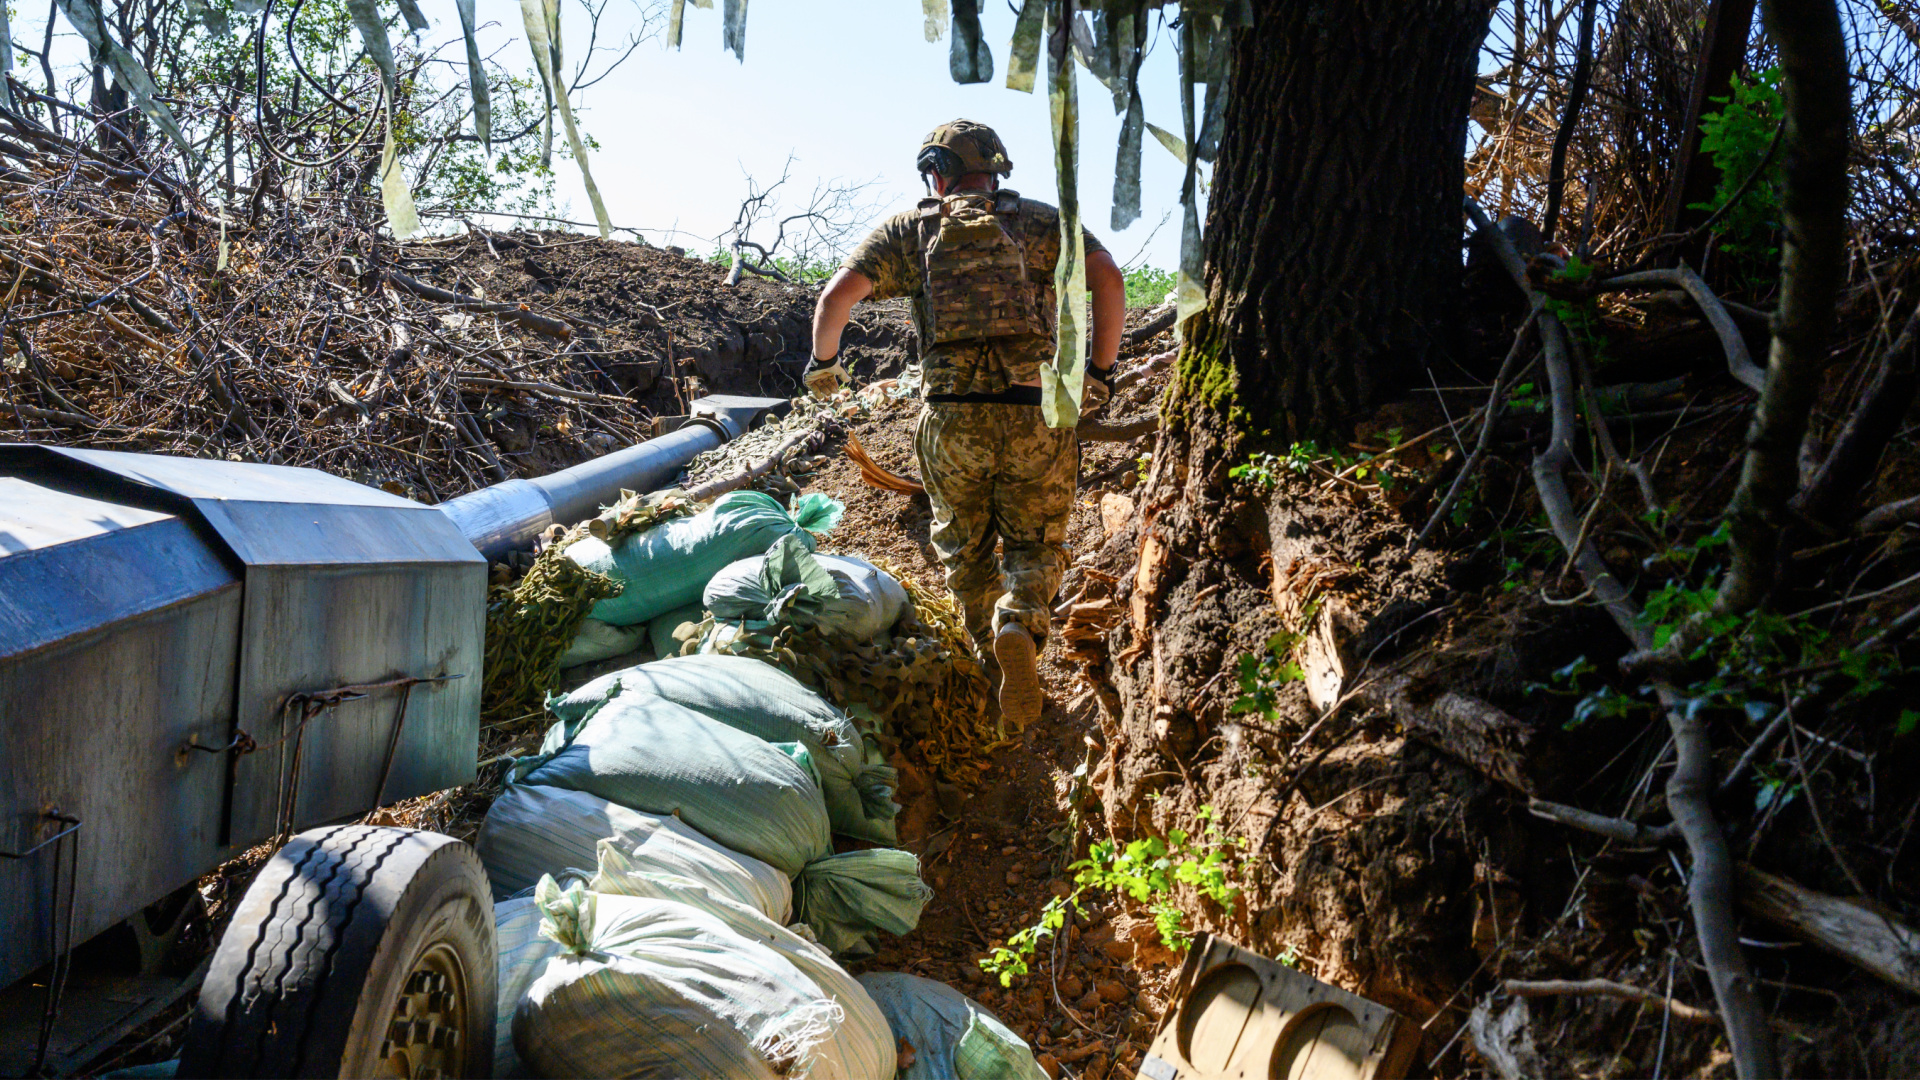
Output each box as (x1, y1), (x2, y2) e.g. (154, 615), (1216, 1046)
(1172, 0), (1491, 445)
(1121, 0), (1493, 793)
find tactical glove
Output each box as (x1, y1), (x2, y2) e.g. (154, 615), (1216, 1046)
(805, 358), (848, 399)
(1082, 365), (1113, 414)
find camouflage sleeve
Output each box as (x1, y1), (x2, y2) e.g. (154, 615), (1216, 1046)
(841, 210), (922, 300)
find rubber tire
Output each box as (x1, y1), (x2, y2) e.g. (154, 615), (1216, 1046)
(179, 826), (497, 1079)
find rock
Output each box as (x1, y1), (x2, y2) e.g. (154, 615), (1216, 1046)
(1005, 871), (1022, 886)
(1037, 1052), (1062, 1079)
(1096, 979), (1131, 1005)
(1119, 468), (1140, 490)
(1100, 492), (1136, 539)
(1100, 936), (1135, 962)
(1073, 989), (1101, 1012)
(1057, 974), (1085, 1000)
(1050, 880), (1072, 899)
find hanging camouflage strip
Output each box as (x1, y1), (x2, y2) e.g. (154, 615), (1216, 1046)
(456, 0), (491, 151)
(668, 0), (713, 48)
(1005, 0), (1045, 93)
(950, 0), (992, 85)
(395, 0), (429, 32)
(1042, 0), (1086, 431)
(53, 0), (201, 174)
(185, 0), (231, 37)
(521, 0), (614, 237)
(0, 3), (11, 110)
(1146, 120), (1186, 163)
(1110, 3), (1147, 230)
(922, 0), (948, 42)
(1172, 16), (1206, 331)
(722, 0), (749, 61)
(344, 0), (419, 238)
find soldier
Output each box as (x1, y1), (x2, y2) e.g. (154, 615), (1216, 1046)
(806, 119), (1127, 727)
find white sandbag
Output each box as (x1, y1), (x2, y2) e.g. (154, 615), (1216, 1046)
(474, 784), (790, 921)
(704, 534), (909, 641)
(498, 878), (848, 1080)
(589, 841), (894, 1080)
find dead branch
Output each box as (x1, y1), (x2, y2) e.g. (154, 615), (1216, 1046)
(1738, 864), (1920, 995)
(386, 270), (573, 339)
(1466, 194), (1776, 1078)
(1596, 266), (1766, 392)
(1799, 303), (1920, 527)
(1418, 310), (1538, 544)
(1503, 978), (1721, 1024)
(1527, 797), (1680, 846)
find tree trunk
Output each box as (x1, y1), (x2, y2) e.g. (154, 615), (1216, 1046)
(1103, 0), (1496, 1013)
(1172, 0), (1492, 445)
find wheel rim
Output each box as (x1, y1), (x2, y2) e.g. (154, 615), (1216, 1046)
(375, 941), (470, 1079)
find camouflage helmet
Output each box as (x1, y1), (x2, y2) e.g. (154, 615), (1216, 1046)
(917, 119), (1013, 180)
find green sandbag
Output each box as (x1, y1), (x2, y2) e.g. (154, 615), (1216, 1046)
(547, 654), (900, 846)
(856, 972), (1047, 1080)
(796, 849), (930, 958)
(566, 490), (843, 627)
(648, 603), (707, 660)
(510, 693), (928, 956)
(510, 693), (831, 877)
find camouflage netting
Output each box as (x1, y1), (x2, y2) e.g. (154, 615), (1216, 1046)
(684, 563), (1004, 784)
(481, 493), (698, 723)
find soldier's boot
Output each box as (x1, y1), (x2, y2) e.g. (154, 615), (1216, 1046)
(993, 623), (1043, 728)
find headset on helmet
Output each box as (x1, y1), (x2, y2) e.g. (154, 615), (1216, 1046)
(916, 120), (1013, 186)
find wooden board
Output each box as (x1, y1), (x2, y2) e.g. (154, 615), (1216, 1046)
(1141, 934), (1420, 1080)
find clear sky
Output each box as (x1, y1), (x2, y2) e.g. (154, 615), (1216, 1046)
(477, 0), (1201, 268)
(9, 2), (1202, 266)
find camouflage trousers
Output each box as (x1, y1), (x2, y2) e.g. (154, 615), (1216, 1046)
(914, 401), (1077, 657)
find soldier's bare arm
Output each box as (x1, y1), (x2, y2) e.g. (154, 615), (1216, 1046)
(811, 267), (875, 363)
(1087, 249), (1125, 373)
(806, 267), (875, 395)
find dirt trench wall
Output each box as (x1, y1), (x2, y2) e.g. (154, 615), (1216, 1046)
(1084, 432), (1542, 1025)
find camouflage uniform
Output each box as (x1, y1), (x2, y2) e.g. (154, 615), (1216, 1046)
(842, 192), (1105, 653)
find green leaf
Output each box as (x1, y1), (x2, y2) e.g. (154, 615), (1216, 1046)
(1898, 710), (1919, 738)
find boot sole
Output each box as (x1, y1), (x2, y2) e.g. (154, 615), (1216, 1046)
(994, 629), (1043, 729)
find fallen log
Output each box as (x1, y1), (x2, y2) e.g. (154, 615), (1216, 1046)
(1737, 865), (1920, 995)
(1360, 674), (1558, 795)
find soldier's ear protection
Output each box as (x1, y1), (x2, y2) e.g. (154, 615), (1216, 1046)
(916, 145), (962, 188)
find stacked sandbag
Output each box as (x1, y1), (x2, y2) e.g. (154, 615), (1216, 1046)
(507, 692), (929, 955)
(647, 602), (707, 659)
(705, 533), (911, 641)
(496, 875), (889, 1080)
(588, 842), (894, 1079)
(475, 784), (790, 920)
(565, 490), (842, 627)
(858, 972), (1049, 1080)
(548, 654), (899, 844)
(556, 617), (649, 669)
